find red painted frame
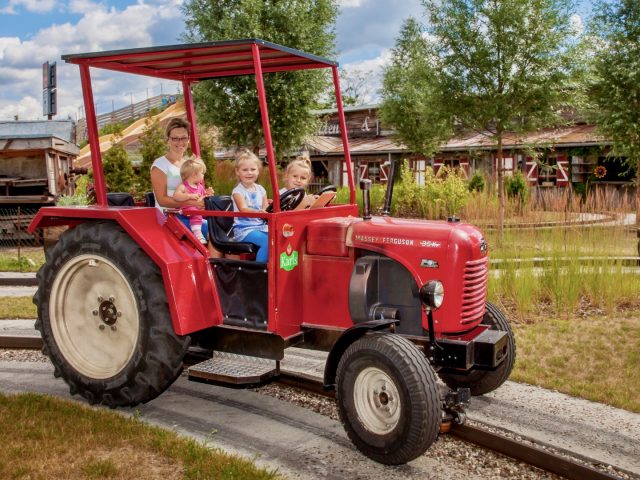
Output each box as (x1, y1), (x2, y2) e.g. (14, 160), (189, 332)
(33, 39), (358, 337)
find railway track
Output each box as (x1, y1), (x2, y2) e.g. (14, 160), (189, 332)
(0, 333), (626, 480)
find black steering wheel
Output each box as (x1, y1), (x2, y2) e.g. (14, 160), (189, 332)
(316, 185), (338, 196)
(266, 187), (306, 212)
(316, 184), (337, 195)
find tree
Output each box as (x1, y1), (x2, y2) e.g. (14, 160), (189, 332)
(103, 139), (134, 193)
(319, 67), (374, 108)
(181, 0), (338, 156)
(198, 127), (218, 189)
(381, 0), (581, 229)
(138, 117), (166, 195)
(588, 0), (640, 244)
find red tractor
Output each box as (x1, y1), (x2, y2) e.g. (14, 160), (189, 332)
(30, 39), (515, 465)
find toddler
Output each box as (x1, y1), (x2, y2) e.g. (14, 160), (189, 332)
(173, 159), (213, 244)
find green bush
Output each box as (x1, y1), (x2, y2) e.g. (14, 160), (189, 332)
(138, 118), (165, 195)
(468, 172), (485, 193)
(74, 175), (90, 196)
(335, 184), (386, 213)
(99, 123), (126, 136)
(103, 142), (134, 193)
(505, 170), (529, 203)
(56, 194), (91, 206)
(393, 162), (470, 219)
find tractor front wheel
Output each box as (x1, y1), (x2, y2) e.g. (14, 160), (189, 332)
(336, 334), (440, 465)
(438, 301), (516, 396)
(34, 222), (190, 407)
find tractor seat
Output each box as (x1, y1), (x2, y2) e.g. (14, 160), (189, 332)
(107, 192), (134, 206)
(204, 195), (259, 255)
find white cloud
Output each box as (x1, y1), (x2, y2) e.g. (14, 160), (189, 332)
(337, 0), (368, 7)
(0, 0), (184, 120)
(340, 49), (392, 104)
(1, 0), (57, 14)
(569, 13), (585, 37)
(0, 95), (41, 120)
(68, 0), (101, 14)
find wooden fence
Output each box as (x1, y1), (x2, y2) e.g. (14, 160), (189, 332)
(76, 95), (177, 143)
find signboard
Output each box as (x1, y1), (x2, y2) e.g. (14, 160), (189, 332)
(42, 62), (57, 117)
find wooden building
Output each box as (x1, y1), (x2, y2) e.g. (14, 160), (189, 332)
(0, 120), (79, 205)
(305, 105), (634, 198)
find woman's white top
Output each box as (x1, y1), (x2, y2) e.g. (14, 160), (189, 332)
(151, 155), (182, 213)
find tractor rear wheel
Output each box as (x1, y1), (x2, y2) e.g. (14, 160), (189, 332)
(336, 334), (440, 465)
(34, 222), (190, 407)
(438, 301), (516, 396)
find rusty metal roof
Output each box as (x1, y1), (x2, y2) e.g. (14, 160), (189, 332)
(306, 124), (607, 156)
(441, 124), (607, 151)
(61, 39), (337, 81)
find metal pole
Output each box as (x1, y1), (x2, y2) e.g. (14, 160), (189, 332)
(16, 206), (21, 272)
(252, 43), (279, 209)
(332, 66), (355, 203)
(182, 80), (201, 158)
(79, 64), (107, 206)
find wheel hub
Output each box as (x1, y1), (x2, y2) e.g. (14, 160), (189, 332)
(353, 367), (401, 435)
(99, 298), (119, 325)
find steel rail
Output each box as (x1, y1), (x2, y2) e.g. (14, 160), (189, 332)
(0, 336), (626, 480)
(273, 368), (622, 480)
(0, 335), (42, 349)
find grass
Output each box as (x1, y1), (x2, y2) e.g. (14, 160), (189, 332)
(0, 247), (44, 273)
(0, 297), (37, 319)
(0, 392), (283, 480)
(510, 311), (640, 413)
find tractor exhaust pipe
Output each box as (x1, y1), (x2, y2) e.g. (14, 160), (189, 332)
(360, 178), (372, 220)
(381, 159), (397, 216)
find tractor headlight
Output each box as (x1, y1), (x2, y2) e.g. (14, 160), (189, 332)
(419, 280), (444, 309)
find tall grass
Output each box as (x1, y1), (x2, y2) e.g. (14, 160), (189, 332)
(487, 224), (639, 318)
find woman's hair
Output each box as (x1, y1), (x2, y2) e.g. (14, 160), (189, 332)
(285, 155), (313, 178)
(234, 148), (261, 170)
(180, 158), (205, 181)
(165, 117), (191, 139)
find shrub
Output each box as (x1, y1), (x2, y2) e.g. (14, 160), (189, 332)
(505, 170), (529, 202)
(468, 172), (485, 193)
(138, 118), (165, 195)
(393, 162), (470, 219)
(56, 194), (91, 206)
(103, 142), (134, 193)
(505, 170), (529, 214)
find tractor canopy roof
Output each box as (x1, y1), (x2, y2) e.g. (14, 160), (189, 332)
(61, 39), (338, 80)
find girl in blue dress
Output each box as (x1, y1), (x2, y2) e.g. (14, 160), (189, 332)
(231, 149), (269, 262)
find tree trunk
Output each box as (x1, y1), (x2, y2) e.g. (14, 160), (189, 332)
(636, 173), (640, 259)
(497, 133), (505, 236)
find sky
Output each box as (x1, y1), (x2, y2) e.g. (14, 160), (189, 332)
(0, 0), (591, 122)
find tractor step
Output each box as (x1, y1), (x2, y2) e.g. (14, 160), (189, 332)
(187, 351), (278, 385)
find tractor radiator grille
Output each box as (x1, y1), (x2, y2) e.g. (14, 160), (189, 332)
(461, 257), (488, 324)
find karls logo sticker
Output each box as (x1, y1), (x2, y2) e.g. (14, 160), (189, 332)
(280, 243), (299, 271)
(282, 223), (294, 238)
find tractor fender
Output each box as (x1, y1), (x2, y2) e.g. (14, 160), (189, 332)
(323, 319), (399, 390)
(29, 206), (222, 336)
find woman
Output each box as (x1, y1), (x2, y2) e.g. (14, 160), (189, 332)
(151, 118), (218, 256)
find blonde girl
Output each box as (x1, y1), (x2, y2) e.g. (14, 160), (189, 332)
(231, 149), (269, 262)
(281, 155), (313, 193)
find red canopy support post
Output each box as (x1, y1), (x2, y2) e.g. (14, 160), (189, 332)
(182, 79), (201, 158)
(332, 66), (355, 203)
(79, 64), (107, 207)
(252, 43), (280, 210)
